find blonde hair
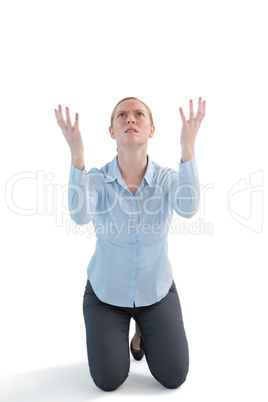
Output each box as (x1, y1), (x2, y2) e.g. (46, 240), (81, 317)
(110, 97), (154, 152)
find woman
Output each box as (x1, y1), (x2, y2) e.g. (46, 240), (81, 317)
(54, 96), (206, 392)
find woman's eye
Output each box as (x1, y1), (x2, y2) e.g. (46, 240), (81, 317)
(118, 112), (143, 117)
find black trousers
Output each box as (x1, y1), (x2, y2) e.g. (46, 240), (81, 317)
(83, 279), (189, 391)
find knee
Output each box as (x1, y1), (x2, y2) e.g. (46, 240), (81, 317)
(91, 371), (129, 392)
(161, 374), (187, 389)
(157, 368), (188, 389)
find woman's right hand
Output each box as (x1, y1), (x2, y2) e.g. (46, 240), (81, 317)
(54, 105), (84, 156)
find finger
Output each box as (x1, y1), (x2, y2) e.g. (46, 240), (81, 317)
(200, 100), (206, 122)
(58, 104), (65, 123)
(55, 105), (67, 129)
(195, 97), (203, 120)
(66, 106), (73, 128)
(54, 108), (59, 122)
(179, 107), (187, 125)
(203, 100), (206, 115)
(74, 113), (79, 130)
(199, 99), (206, 120)
(189, 99), (194, 121)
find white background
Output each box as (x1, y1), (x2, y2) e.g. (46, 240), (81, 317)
(1, 0), (267, 401)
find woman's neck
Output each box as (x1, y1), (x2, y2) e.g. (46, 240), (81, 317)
(117, 148), (148, 181)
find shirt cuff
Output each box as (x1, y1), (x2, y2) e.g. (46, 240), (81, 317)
(178, 155), (195, 164)
(69, 163), (86, 186)
(178, 155), (199, 183)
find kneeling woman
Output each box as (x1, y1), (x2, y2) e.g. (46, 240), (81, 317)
(55, 96), (206, 391)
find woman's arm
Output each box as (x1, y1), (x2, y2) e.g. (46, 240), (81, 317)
(164, 97), (206, 218)
(68, 163), (103, 225)
(179, 97), (206, 156)
(54, 105), (102, 225)
(165, 155), (200, 218)
(72, 152), (85, 171)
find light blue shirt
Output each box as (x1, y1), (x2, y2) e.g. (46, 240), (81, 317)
(68, 154), (200, 307)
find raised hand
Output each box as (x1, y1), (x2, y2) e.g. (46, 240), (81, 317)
(179, 97), (206, 160)
(54, 105), (84, 156)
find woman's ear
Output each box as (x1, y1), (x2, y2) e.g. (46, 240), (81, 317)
(109, 126), (114, 139)
(149, 125), (155, 138)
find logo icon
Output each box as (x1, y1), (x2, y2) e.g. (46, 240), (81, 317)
(227, 170), (263, 233)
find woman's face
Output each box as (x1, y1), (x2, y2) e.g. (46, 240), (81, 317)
(109, 99), (155, 150)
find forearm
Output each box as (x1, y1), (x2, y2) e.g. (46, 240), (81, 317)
(68, 162), (98, 225)
(71, 152), (85, 170)
(168, 150), (200, 218)
(181, 147), (195, 163)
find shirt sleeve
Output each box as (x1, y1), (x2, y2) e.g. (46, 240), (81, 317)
(68, 163), (103, 225)
(164, 155), (200, 218)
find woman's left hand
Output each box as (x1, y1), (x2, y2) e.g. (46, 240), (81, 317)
(179, 97), (206, 151)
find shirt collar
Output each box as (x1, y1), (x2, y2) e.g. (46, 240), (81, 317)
(104, 153), (154, 187)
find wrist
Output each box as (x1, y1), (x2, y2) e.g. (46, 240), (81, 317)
(181, 147), (195, 163)
(71, 152), (84, 170)
(71, 150), (84, 158)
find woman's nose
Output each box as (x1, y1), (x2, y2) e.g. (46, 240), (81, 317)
(127, 113), (135, 123)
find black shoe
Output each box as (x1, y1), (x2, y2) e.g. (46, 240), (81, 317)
(130, 334), (145, 361)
